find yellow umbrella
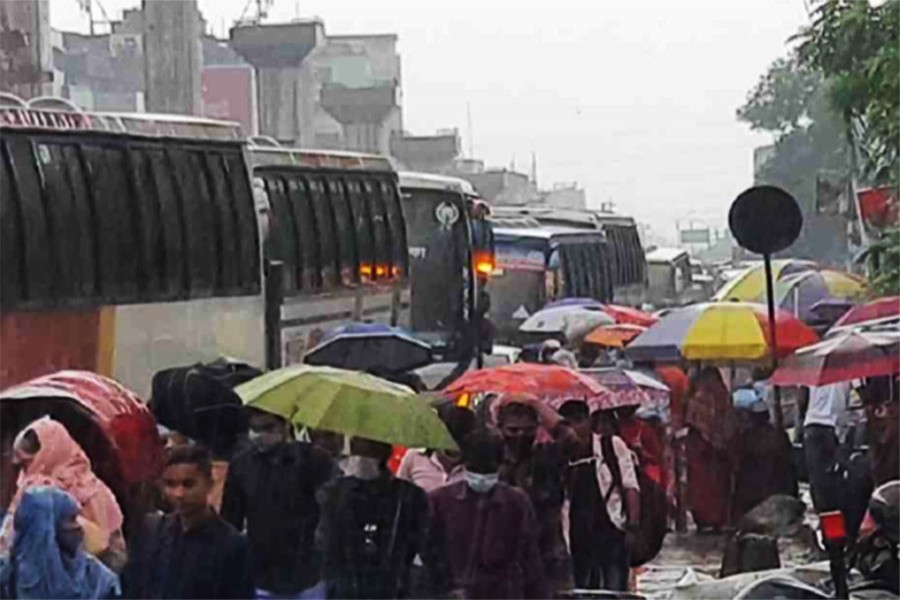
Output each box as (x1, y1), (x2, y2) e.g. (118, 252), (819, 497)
(713, 259), (818, 302)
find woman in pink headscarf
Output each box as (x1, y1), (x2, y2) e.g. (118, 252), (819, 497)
(0, 416), (126, 572)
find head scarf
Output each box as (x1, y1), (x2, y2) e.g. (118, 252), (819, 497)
(0, 417), (123, 555)
(4, 486), (119, 599)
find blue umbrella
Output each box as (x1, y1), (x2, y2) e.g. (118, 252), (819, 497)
(304, 323), (433, 373)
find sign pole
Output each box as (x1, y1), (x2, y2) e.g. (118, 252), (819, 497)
(762, 253), (784, 429)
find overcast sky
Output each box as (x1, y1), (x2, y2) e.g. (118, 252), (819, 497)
(50, 0), (811, 244)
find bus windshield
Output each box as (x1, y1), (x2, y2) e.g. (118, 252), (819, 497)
(401, 188), (469, 336)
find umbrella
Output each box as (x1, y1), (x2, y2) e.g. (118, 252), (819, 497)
(543, 299), (658, 327)
(584, 323), (648, 348)
(626, 302), (819, 363)
(581, 368), (670, 412)
(304, 323), (433, 373)
(833, 296), (900, 329)
(769, 329), (900, 387)
(519, 305), (614, 341)
(443, 363), (613, 407)
(773, 270), (866, 320)
(713, 259), (818, 301)
(235, 365), (456, 450)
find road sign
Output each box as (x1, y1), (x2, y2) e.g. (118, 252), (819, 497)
(679, 228), (711, 245)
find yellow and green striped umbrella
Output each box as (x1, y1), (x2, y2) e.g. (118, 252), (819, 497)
(235, 365), (457, 450)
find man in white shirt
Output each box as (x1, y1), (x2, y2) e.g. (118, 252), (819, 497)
(803, 381), (852, 513)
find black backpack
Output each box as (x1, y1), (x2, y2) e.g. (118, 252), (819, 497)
(599, 435), (668, 567)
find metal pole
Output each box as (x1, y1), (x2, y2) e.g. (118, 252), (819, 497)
(763, 253), (784, 429)
(264, 260), (284, 370)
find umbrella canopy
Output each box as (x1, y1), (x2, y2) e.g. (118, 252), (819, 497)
(584, 323), (648, 348)
(833, 296), (900, 329)
(770, 329), (900, 386)
(543, 299), (658, 327)
(0, 370), (162, 484)
(304, 323), (433, 373)
(774, 270), (866, 320)
(443, 363), (613, 407)
(626, 302), (820, 363)
(519, 305), (614, 340)
(235, 365), (456, 450)
(581, 368), (670, 411)
(713, 259), (818, 301)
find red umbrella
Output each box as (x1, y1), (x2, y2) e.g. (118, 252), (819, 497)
(770, 330), (900, 387)
(602, 304), (658, 327)
(833, 296), (900, 328)
(444, 363), (613, 407)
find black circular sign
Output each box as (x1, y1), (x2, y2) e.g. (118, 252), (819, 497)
(728, 185), (803, 255)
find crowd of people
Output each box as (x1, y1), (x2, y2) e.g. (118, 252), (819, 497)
(0, 357), (896, 600)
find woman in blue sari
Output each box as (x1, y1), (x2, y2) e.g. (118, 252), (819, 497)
(0, 486), (119, 599)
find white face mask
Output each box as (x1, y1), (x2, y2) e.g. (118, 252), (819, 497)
(345, 456), (382, 480)
(464, 470), (499, 494)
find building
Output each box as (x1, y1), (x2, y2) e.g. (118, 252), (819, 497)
(0, 0), (54, 99)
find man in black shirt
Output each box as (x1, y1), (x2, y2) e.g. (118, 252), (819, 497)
(123, 445), (254, 599)
(316, 437), (428, 599)
(221, 408), (335, 597)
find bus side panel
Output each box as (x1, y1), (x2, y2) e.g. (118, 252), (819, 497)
(0, 308), (109, 389)
(279, 287), (410, 366)
(112, 296), (265, 398)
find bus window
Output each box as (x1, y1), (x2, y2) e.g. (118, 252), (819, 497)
(0, 143), (22, 308)
(325, 178), (358, 286)
(547, 247), (564, 301)
(222, 152), (260, 295)
(126, 147), (162, 296)
(200, 150), (239, 293)
(62, 145), (99, 299)
(286, 176), (321, 291)
(36, 142), (82, 301)
(380, 178), (408, 280)
(262, 175), (300, 294)
(361, 177), (390, 281)
(597, 242), (614, 301)
(342, 178), (374, 283)
(169, 147), (214, 298)
(5, 137), (53, 303)
(148, 148), (187, 297)
(582, 243), (600, 300)
(305, 175), (339, 288)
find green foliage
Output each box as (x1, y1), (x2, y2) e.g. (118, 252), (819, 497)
(795, 0), (900, 183)
(868, 226), (900, 296)
(736, 54), (847, 215)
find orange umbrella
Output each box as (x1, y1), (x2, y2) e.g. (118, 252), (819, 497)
(584, 323), (648, 348)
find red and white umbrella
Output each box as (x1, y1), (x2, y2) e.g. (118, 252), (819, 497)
(770, 329), (900, 387)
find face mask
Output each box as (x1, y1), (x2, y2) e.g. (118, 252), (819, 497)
(465, 470), (499, 494)
(345, 456), (382, 480)
(248, 429), (282, 452)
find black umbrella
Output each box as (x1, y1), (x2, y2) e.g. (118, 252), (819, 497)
(304, 323), (433, 373)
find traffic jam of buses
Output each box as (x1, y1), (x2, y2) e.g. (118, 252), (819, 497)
(0, 1), (897, 598)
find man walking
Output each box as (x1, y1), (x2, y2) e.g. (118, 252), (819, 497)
(316, 437), (428, 599)
(426, 427), (546, 599)
(123, 445), (254, 599)
(803, 381), (852, 513)
(221, 408), (335, 598)
(495, 397), (578, 595)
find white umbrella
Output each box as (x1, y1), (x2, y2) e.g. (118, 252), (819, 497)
(519, 305), (614, 341)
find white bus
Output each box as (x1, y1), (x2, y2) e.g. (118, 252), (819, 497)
(0, 104), (408, 397)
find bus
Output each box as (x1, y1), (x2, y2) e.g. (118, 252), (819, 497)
(0, 104), (410, 397)
(398, 172), (494, 360)
(491, 206), (647, 305)
(247, 143), (409, 365)
(488, 216), (614, 343)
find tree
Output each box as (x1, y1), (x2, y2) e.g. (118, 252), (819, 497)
(867, 226), (899, 296)
(795, 0), (900, 184)
(736, 54), (850, 265)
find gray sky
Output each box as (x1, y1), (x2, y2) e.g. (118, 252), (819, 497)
(50, 0), (811, 244)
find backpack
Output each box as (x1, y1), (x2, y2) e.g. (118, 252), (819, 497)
(599, 435), (668, 567)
